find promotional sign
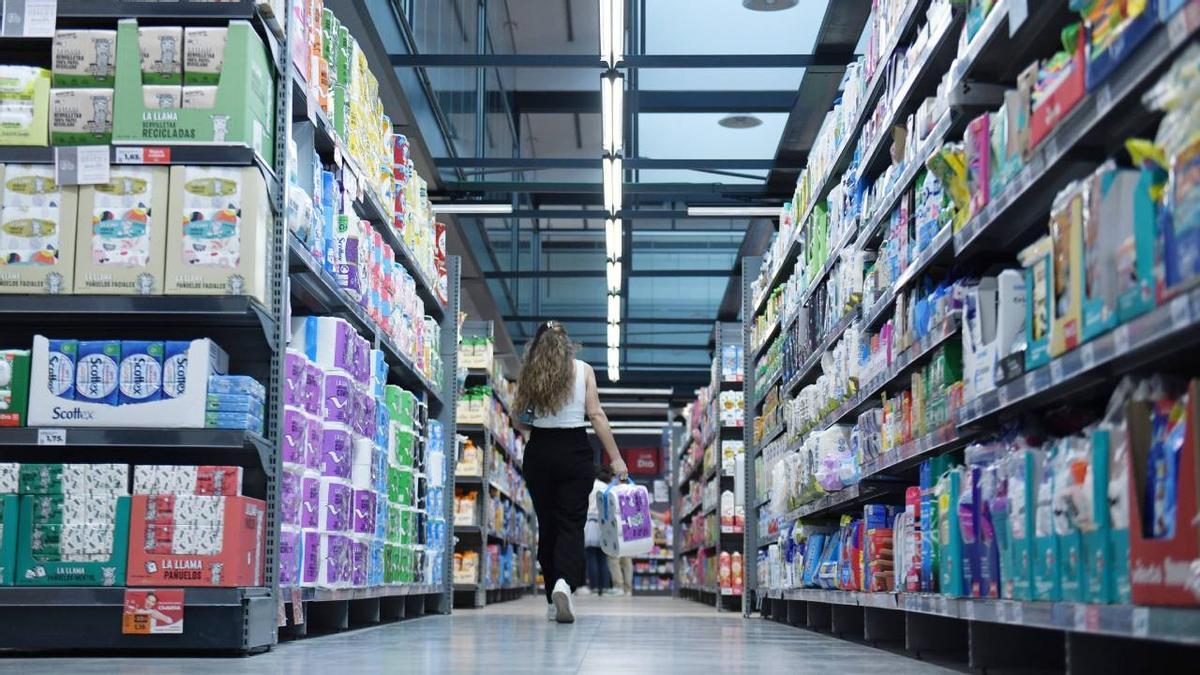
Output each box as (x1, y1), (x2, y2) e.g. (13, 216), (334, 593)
(623, 447), (660, 476)
(122, 589), (183, 634)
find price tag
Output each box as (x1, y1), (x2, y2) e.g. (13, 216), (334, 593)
(1008, 0), (1029, 37)
(998, 386), (1010, 407)
(1012, 601), (1024, 624)
(122, 589), (184, 634)
(1113, 324), (1131, 353)
(1074, 604), (1087, 630)
(965, 601), (976, 620)
(1131, 607), (1149, 637)
(1045, 136), (1060, 159)
(55, 146), (111, 186)
(114, 147), (144, 164)
(1081, 342), (1096, 370)
(1050, 359), (1064, 385)
(1168, 12), (1189, 47)
(36, 428), (66, 446)
(333, 144), (343, 168)
(1096, 85), (1113, 112)
(0, 0), (56, 37)
(1170, 295), (1190, 329)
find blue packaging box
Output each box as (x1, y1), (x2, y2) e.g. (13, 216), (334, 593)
(47, 339), (77, 400)
(205, 393), (265, 418)
(162, 341), (191, 399)
(204, 411), (264, 434)
(118, 340), (164, 405)
(207, 375), (266, 400)
(75, 341), (120, 405)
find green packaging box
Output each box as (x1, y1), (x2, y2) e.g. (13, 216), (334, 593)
(937, 468), (964, 597)
(15, 495), (129, 586)
(0, 496), (20, 585)
(113, 20), (275, 165)
(0, 350), (31, 427)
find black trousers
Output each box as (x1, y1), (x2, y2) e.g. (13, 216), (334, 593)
(524, 426), (594, 602)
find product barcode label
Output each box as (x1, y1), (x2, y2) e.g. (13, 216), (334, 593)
(37, 428), (66, 446)
(1131, 607), (1149, 637)
(1170, 295), (1190, 329)
(1081, 342), (1096, 369)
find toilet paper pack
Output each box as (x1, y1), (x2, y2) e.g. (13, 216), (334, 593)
(350, 436), (374, 490)
(350, 536), (369, 587)
(302, 530), (351, 588)
(46, 339), (77, 400)
(52, 30), (117, 87)
(282, 406), (308, 465)
(74, 340), (120, 405)
(281, 466), (303, 526)
(284, 349), (306, 407)
(300, 475), (320, 529)
(301, 361), (324, 416)
(320, 424), (353, 479)
(292, 316), (359, 376)
(322, 368), (353, 424)
(305, 413), (323, 470)
(353, 489), (376, 535)
(279, 525), (303, 586)
(73, 166), (169, 294)
(317, 477), (352, 532)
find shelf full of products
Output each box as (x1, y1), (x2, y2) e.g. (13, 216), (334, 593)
(742, 0), (1200, 663)
(0, 0), (460, 652)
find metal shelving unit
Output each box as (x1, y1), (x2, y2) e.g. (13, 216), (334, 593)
(741, 0), (1200, 664)
(452, 322), (535, 608)
(0, 0), (460, 652)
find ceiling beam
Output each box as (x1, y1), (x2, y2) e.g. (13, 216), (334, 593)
(433, 157), (792, 170)
(504, 315), (714, 325)
(577, 342), (713, 351)
(437, 90), (800, 115)
(484, 268), (731, 279)
(450, 208), (772, 220)
(438, 181), (771, 196)
(390, 53), (857, 69)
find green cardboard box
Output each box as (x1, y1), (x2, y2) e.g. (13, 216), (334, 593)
(112, 20), (275, 165)
(15, 495), (129, 586)
(0, 496), (20, 585)
(0, 350), (31, 427)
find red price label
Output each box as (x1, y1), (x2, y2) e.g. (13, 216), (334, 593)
(122, 589), (184, 634)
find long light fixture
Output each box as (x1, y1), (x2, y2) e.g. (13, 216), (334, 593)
(607, 322), (620, 348)
(606, 260), (622, 293)
(430, 203), (514, 215)
(601, 73), (624, 154)
(598, 387), (674, 396)
(598, 0), (624, 67)
(686, 206), (782, 217)
(607, 293), (620, 324)
(605, 218), (622, 260)
(603, 156), (622, 214)
(606, 346), (620, 382)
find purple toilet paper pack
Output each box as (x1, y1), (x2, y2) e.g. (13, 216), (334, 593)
(284, 349), (306, 407)
(282, 407), (307, 465)
(302, 531), (352, 588)
(319, 424), (353, 479)
(301, 362), (323, 415)
(304, 413), (323, 470)
(322, 369), (354, 424)
(300, 476), (321, 530)
(281, 466), (303, 526)
(318, 477), (353, 532)
(350, 536), (370, 587)
(279, 526), (303, 586)
(352, 489), (376, 535)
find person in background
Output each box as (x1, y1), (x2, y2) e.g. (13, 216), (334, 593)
(579, 465), (614, 596)
(513, 321), (628, 623)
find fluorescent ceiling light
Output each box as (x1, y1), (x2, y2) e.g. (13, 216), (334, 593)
(606, 260), (622, 293)
(591, 428), (667, 436)
(686, 206), (780, 217)
(598, 0), (624, 66)
(602, 401), (670, 410)
(603, 156), (622, 213)
(605, 218), (622, 260)
(607, 322), (620, 348)
(607, 293), (620, 324)
(598, 387), (673, 396)
(609, 420), (670, 428)
(431, 203), (513, 215)
(602, 73), (624, 154)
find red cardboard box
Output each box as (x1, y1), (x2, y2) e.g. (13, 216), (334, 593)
(126, 495), (266, 587)
(1127, 379), (1200, 605)
(1030, 31), (1086, 150)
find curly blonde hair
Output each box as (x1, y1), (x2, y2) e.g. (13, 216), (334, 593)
(515, 321), (577, 417)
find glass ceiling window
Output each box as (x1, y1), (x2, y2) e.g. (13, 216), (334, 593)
(635, 112), (788, 183)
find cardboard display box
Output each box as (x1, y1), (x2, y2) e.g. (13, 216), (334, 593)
(74, 165), (170, 294)
(126, 494), (265, 587)
(0, 165), (79, 295)
(14, 495), (129, 586)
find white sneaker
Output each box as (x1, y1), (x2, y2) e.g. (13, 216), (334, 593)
(607, 588), (625, 597)
(551, 579), (575, 623)
(576, 585), (592, 596)
(546, 603), (557, 621)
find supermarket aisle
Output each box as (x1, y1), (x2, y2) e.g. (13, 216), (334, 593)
(0, 596), (953, 674)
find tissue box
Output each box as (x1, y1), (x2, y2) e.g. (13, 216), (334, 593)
(132, 465), (242, 496)
(14, 495), (129, 586)
(19, 463), (128, 495)
(183, 27), (226, 86)
(126, 494), (265, 587)
(137, 26), (183, 85)
(52, 30), (118, 88)
(0, 495), (18, 585)
(0, 166), (79, 295)
(206, 374), (265, 400)
(27, 493), (120, 525)
(50, 88), (114, 146)
(163, 165), (271, 305)
(73, 166), (170, 294)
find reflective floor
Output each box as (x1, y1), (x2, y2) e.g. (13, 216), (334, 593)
(0, 594), (955, 674)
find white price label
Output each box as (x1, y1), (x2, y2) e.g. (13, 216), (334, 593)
(1012, 601), (1023, 624)
(1045, 137), (1060, 159)
(333, 145), (343, 168)
(1168, 12), (1189, 47)
(1, 0), (56, 37)
(1096, 85), (1113, 112)
(1170, 295), (1190, 329)
(1081, 342), (1096, 369)
(37, 428), (66, 446)
(965, 601), (976, 620)
(1074, 604), (1087, 630)
(55, 146), (111, 186)
(998, 386), (1010, 407)
(1009, 0), (1029, 37)
(1131, 607), (1149, 637)
(1050, 359), (1064, 385)
(1114, 325), (1131, 353)
(114, 147), (144, 164)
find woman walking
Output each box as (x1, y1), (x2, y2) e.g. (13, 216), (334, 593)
(514, 321), (628, 623)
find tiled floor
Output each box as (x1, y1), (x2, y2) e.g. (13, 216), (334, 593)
(0, 595), (955, 674)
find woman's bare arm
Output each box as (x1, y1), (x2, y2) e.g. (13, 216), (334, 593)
(584, 364), (627, 480)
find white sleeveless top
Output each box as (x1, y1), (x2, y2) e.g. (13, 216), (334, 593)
(531, 359), (589, 428)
